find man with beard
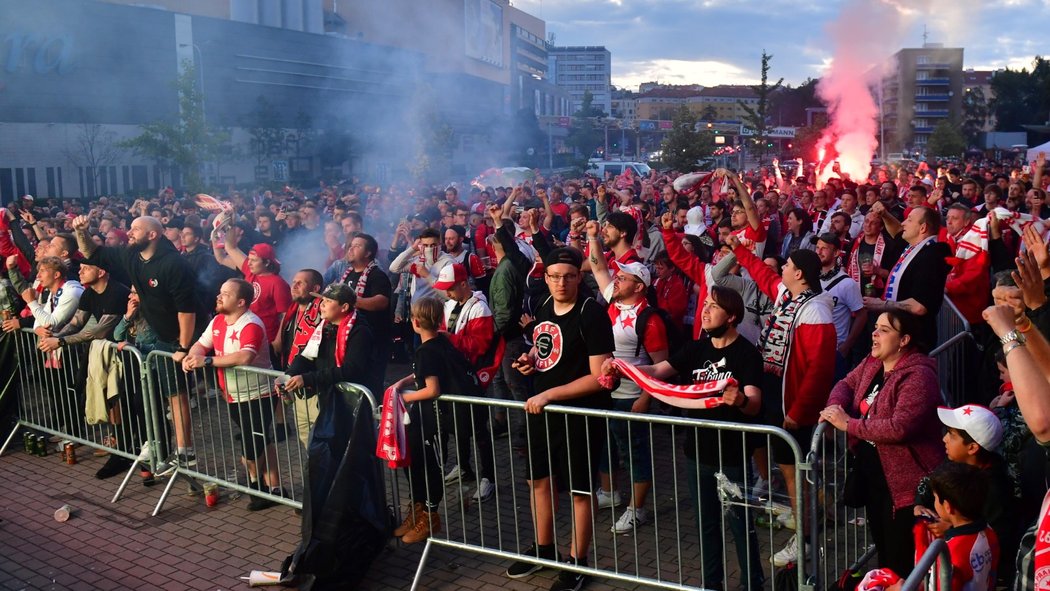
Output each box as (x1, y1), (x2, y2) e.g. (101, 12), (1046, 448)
(183, 279), (282, 510)
(812, 234), (867, 379)
(38, 263), (132, 478)
(71, 214), (198, 467)
(279, 269), (325, 449)
(878, 181), (906, 221)
(443, 225), (486, 291)
(323, 233), (392, 387)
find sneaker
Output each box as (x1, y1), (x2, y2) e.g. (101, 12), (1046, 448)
(141, 469), (157, 487)
(549, 562), (589, 591)
(595, 488), (622, 509)
(95, 455), (132, 480)
(472, 478), (495, 502)
(401, 510), (441, 544)
(443, 464), (475, 485)
(506, 544), (561, 579)
(394, 502), (426, 537)
(611, 507), (649, 534)
(776, 510), (796, 530)
(166, 451), (197, 467)
(772, 533), (809, 567)
(490, 419), (509, 438)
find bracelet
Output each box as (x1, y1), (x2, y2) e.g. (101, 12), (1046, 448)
(1003, 340), (1026, 357)
(175, 346), (190, 354)
(1018, 317), (1034, 333)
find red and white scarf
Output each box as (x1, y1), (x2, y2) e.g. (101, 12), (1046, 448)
(953, 207), (1049, 261)
(194, 193), (234, 230)
(301, 310), (358, 368)
(375, 386), (410, 468)
(846, 234), (886, 284)
(340, 260), (377, 297)
(284, 299), (322, 366)
(604, 359), (734, 410)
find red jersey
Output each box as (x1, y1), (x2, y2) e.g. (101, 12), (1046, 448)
(241, 260), (292, 343)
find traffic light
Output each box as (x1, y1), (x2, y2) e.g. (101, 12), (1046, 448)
(787, 142), (793, 150)
(767, 142), (774, 148)
(706, 122), (713, 129)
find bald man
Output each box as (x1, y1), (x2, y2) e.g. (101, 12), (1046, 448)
(73, 214), (200, 467)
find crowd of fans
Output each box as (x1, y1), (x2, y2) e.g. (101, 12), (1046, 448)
(1, 150), (1050, 591)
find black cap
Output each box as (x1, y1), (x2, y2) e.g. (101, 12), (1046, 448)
(810, 232), (842, 249)
(311, 283), (356, 306)
(543, 247), (583, 269)
(789, 249), (823, 294)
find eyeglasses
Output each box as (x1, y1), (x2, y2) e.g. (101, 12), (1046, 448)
(546, 273), (579, 283)
(613, 275), (641, 284)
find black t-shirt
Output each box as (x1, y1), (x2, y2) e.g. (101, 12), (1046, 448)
(78, 281), (131, 340)
(531, 296), (614, 408)
(340, 266), (392, 345)
(858, 367), (884, 419)
(413, 334), (484, 398)
(857, 240), (877, 286)
(668, 335), (763, 466)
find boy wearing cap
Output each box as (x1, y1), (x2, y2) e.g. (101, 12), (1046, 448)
(813, 232), (867, 379)
(913, 405), (1018, 582)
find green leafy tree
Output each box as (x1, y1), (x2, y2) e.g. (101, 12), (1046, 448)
(63, 123), (122, 197)
(739, 51), (784, 163)
(990, 57), (1050, 131)
(768, 78), (820, 127)
(961, 86), (989, 145)
(926, 120), (966, 158)
(700, 105), (718, 124)
(566, 90), (606, 161)
(660, 105), (715, 171)
(121, 61), (226, 191)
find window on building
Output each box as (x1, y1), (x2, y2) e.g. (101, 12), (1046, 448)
(917, 55), (929, 65)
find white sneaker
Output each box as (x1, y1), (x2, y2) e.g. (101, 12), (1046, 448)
(611, 507), (649, 534)
(772, 533), (809, 567)
(472, 478), (494, 502)
(595, 488), (622, 509)
(444, 464), (462, 484)
(752, 477), (770, 499)
(776, 510), (796, 530)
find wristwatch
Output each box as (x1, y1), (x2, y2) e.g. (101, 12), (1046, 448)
(1000, 330), (1027, 347)
(204, 357), (214, 368)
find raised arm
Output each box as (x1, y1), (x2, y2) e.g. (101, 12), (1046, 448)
(728, 170), (761, 231)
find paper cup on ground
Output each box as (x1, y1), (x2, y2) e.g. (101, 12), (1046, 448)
(242, 571), (286, 587)
(54, 505), (74, 522)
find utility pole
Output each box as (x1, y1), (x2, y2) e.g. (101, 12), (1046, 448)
(548, 121), (553, 169)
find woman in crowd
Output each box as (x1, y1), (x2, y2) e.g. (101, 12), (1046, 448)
(779, 207), (815, 259)
(818, 310), (944, 577)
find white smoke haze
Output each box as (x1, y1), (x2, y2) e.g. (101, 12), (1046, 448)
(815, 0), (981, 183)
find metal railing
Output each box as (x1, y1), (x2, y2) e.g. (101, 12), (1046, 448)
(900, 539), (952, 591)
(396, 394), (812, 591)
(931, 296), (977, 407)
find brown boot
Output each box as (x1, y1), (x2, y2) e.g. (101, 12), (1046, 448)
(401, 510), (441, 544)
(393, 502), (425, 537)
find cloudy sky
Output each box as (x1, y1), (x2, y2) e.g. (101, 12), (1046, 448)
(514, 0), (1049, 91)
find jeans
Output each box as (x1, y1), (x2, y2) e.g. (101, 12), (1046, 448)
(686, 462), (765, 588)
(491, 337), (532, 446)
(597, 397), (652, 483)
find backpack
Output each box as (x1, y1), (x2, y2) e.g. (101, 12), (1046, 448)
(634, 305), (685, 359)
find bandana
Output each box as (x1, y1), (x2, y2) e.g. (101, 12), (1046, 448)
(603, 359), (734, 409)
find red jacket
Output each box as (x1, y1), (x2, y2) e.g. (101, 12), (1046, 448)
(442, 293), (494, 366)
(661, 227), (709, 340)
(736, 244), (837, 426)
(654, 273), (688, 330)
(945, 233), (990, 325)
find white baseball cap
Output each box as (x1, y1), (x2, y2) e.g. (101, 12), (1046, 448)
(617, 261), (651, 288)
(937, 405), (1002, 451)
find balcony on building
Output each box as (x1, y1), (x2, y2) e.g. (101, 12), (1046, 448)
(915, 78), (950, 85)
(914, 94), (950, 101)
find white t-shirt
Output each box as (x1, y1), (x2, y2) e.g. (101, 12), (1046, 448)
(196, 311), (273, 403)
(820, 270), (864, 346)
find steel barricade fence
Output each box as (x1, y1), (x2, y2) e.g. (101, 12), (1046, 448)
(0, 329), (158, 502)
(806, 421), (876, 591)
(900, 539), (951, 591)
(931, 297), (977, 407)
(392, 394), (812, 591)
(936, 296), (971, 350)
(144, 350), (318, 516)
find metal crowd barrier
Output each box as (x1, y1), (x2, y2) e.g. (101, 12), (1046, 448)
(931, 296), (977, 407)
(0, 329), (157, 505)
(900, 539), (951, 591)
(144, 351), (315, 516)
(806, 421), (875, 591)
(395, 394), (811, 591)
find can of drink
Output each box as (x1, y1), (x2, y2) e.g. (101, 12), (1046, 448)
(64, 442), (76, 465)
(54, 504), (74, 522)
(36, 435), (47, 457)
(203, 483), (219, 508)
(864, 281), (877, 298)
(23, 432), (32, 453)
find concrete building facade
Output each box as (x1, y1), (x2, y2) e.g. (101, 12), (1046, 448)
(547, 46), (612, 116)
(880, 44), (965, 154)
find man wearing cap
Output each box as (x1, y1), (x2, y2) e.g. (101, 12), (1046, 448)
(866, 202), (952, 351)
(595, 260), (668, 535)
(213, 225), (292, 363)
(813, 233), (867, 379)
(506, 247), (614, 590)
(388, 227), (453, 306)
(433, 262), (498, 502)
(727, 232), (836, 567)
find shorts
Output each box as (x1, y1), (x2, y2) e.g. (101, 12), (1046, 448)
(770, 424), (813, 466)
(228, 397), (276, 461)
(524, 411), (604, 495)
(150, 341), (189, 399)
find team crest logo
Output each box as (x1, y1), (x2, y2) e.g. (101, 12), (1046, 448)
(252, 282), (261, 303)
(148, 278), (158, 288)
(533, 321), (563, 371)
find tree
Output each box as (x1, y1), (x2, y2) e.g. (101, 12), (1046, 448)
(246, 97), (286, 166)
(565, 90), (606, 161)
(926, 121), (966, 158)
(507, 108), (546, 168)
(659, 105), (715, 171)
(990, 57), (1050, 131)
(739, 51), (784, 164)
(121, 61), (226, 191)
(768, 78), (821, 127)
(408, 84), (454, 182)
(700, 105), (718, 124)
(961, 86), (989, 145)
(63, 123), (122, 197)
